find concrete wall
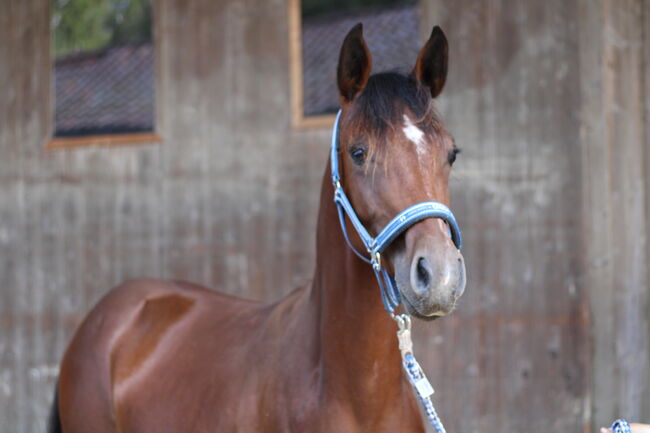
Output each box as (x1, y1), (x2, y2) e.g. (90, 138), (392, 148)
(0, 0), (647, 432)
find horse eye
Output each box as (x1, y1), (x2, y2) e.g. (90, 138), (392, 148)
(448, 147), (461, 166)
(349, 145), (367, 166)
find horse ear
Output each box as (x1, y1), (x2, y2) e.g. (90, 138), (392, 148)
(337, 23), (372, 103)
(413, 26), (448, 98)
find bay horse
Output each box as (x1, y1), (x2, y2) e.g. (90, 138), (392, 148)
(49, 23), (466, 433)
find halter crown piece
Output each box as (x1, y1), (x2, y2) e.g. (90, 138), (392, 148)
(330, 109), (462, 313)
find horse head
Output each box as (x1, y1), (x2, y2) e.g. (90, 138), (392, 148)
(335, 23), (466, 320)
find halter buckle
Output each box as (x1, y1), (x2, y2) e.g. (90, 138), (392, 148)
(371, 252), (381, 272)
(393, 313), (411, 331)
(394, 314), (413, 356)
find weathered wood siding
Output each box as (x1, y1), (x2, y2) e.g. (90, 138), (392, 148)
(0, 1), (647, 432)
(418, 2), (650, 431)
(578, 0), (650, 427)
(420, 2), (589, 432)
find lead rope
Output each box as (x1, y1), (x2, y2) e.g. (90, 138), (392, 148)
(610, 419), (632, 433)
(394, 314), (447, 433)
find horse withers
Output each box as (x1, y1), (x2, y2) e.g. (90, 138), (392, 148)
(50, 23), (465, 433)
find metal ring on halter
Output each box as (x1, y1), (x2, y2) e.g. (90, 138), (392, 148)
(394, 313), (411, 331)
(372, 252), (381, 271)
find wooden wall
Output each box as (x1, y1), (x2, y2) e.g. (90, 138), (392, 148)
(418, 2), (649, 431)
(577, 0), (650, 427)
(421, 2), (589, 431)
(0, 1), (647, 432)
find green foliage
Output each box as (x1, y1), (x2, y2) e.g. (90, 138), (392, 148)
(301, 0), (416, 18)
(109, 0), (152, 46)
(52, 0), (152, 57)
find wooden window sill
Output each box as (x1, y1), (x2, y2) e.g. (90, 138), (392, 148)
(291, 113), (336, 130)
(45, 132), (162, 150)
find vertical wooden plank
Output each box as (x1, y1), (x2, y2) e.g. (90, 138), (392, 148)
(0, 1), (58, 431)
(579, 0), (649, 429)
(604, 2), (648, 422)
(0, 1), (18, 427)
(642, 0), (650, 419)
(576, 0), (610, 429)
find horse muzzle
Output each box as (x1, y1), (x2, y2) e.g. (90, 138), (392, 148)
(397, 225), (466, 320)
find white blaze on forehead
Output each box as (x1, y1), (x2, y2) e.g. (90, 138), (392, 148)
(402, 114), (427, 157)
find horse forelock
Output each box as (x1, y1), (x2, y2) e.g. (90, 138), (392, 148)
(343, 71), (444, 169)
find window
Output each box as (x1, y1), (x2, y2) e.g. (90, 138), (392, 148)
(47, 0), (160, 149)
(289, 0), (421, 129)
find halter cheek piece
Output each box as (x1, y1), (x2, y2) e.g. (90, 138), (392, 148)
(330, 110), (462, 313)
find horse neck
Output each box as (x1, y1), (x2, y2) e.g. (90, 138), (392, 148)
(309, 162), (404, 410)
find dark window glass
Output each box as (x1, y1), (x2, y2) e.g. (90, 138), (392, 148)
(52, 0), (154, 137)
(301, 0), (419, 116)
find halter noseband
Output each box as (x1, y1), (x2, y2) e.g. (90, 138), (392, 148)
(330, 110), (462, 313)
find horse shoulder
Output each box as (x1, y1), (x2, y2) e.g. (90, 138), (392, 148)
(58, 278), (226, 432)
(105, 278), (262, 386)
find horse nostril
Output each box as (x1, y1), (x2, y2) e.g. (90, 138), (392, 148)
(416, 257), (431, 290)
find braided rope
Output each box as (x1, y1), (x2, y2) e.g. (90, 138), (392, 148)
(403, 353), (446, 433)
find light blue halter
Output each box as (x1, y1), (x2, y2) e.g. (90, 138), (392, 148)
(330, 110), (462, 313)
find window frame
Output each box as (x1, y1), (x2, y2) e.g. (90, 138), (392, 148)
(46, 132), (161, 149)
(45, 1), (162, 150)
(287, 0), (337, 130)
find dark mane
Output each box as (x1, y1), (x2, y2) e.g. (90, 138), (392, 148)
(348, 71), (440, 139)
